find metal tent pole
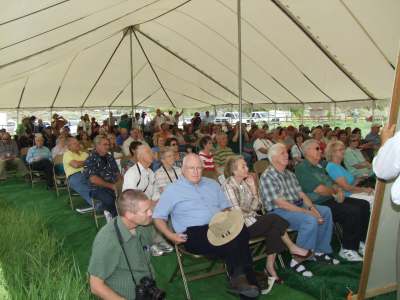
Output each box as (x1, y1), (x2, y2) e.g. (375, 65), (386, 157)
(237, 0), (243, 155)
(129, 27), (135, 128)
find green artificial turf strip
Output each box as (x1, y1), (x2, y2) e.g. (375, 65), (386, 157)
(0, 177), (396, 300)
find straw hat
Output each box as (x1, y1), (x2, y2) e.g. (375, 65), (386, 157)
(207, 210), (244, 246)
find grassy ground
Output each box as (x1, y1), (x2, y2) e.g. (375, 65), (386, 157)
(0, 177), (396, 300)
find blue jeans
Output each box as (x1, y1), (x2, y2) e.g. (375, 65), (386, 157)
(68, 172), (91, 206)
(271, 205), (333, 254)
(90, 187), (117, 217)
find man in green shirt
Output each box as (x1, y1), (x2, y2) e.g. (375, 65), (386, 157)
(295, 139), (370, 262)
(88, 190), (155, 300)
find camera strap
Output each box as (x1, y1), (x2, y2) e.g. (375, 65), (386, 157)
(114, 218), (137, 287)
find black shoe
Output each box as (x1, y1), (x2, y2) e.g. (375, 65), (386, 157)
(229, 274), (260, 298)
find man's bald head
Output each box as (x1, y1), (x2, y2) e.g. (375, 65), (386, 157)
(182, 154), (203, 184)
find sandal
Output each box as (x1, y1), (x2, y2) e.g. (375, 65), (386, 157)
(289, 259), (313, 277)
(292, 249), (313, 261)
(263, 269), (284, 284)
(314, 253), (340, 265)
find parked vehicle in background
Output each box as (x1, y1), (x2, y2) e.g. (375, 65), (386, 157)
(249, 111), (269, 123)
(214, 112), (250, 125)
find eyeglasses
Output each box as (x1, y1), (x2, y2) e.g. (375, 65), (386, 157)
(186, 166), (203, 172)
(170, 143), (177, 146)
(351, 139), (359, 142)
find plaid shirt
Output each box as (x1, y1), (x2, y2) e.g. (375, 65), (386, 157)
(0, 140), (18, 158)
(259, 166), (303, 211)
(222, 176), (261, 227)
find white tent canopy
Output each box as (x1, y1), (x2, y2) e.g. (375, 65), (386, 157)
(0, 0), (399, 110)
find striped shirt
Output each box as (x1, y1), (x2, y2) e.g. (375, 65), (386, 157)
(199, 151), (215, 171)
(259, 165), (303, 211)
(214, 146), (235, 167)
(154, 165), (182, 197)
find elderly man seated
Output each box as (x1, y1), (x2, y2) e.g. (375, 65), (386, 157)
(26, 134), (54, 188)
(84, 135), (122, 218)
(153, 154), (260, 298)
(260, 143), (338, 275)
(0, 132), (27, 180)
(295, 139), (370, 262)
(122, 128), (148, 156)
(63, 137), (91, 206)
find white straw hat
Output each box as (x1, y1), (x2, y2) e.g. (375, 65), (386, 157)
(207, 210), (244, 246)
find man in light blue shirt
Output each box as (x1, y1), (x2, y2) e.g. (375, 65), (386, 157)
(153, 154), (260, 298)
(26, 135), (54, 188)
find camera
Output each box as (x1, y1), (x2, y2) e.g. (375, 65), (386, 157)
(135, 276), (165, 300)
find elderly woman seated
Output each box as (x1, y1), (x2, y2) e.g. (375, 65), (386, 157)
(344, 134), (375, 187)
(325, 140), (374, 195)
(155, 147), (182, 195)
(222, 155), (312, 283)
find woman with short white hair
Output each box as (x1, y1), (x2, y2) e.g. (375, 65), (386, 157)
(223, 155), (312, 283)
(155, 147), (182, 195)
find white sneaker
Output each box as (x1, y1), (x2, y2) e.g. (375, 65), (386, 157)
(150, 244), (164, 257)
(103, 210), (113, 223)
(339, 248), (363, 262)
(157, 242), (174, 253)
(359, 242), (365, 256)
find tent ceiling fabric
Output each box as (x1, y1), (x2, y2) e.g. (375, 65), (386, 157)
(0, 0), (399, 110)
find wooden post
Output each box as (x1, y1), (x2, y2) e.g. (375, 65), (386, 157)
(356, 52), (400, 300)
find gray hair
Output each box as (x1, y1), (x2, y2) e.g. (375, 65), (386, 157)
(267, 143), (286, 162)
(301, 139), (318, 156)
(160, 146), (175, 160)
(93, 135), (107, 146)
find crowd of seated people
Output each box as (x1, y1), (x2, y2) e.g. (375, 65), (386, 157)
(2, 110), (387, 298)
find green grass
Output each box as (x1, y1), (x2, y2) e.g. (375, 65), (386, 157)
(0, 178), (396, 300)
(0, 200), (91, 299)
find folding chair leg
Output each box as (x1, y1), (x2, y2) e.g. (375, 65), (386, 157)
(175, 244), (192, 300)
(277, 254), (286, 269)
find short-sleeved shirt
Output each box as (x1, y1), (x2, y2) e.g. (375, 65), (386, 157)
(344, 147), (373, 178)
(154, 165), (182, 196)
(295, 159), (334, 204)
(0, 140), (19, 157)
(88, 217), (153, 300)
(214, 146), (235, 167)
(365, 132), (380, 146)
(259, 166), (303, 211)
(63, 150), (88, 177)
(83, 151), (119, 191)
(26, 145), (52, 164)
(326, 162), (354, 197)
(198, 151), (215, 171)
(123, 163), (158, 200)
(253, 138), (273, 161)
(153, 177), (231, 233)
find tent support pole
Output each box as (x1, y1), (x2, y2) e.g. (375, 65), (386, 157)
(237, 0), (243, 155)
(301, 104), (305, 124)
(333, 103), (337, 126)
(372, 100), (376, 121)
(356, 51), (400, 300)
(129, 26), (135, 127)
